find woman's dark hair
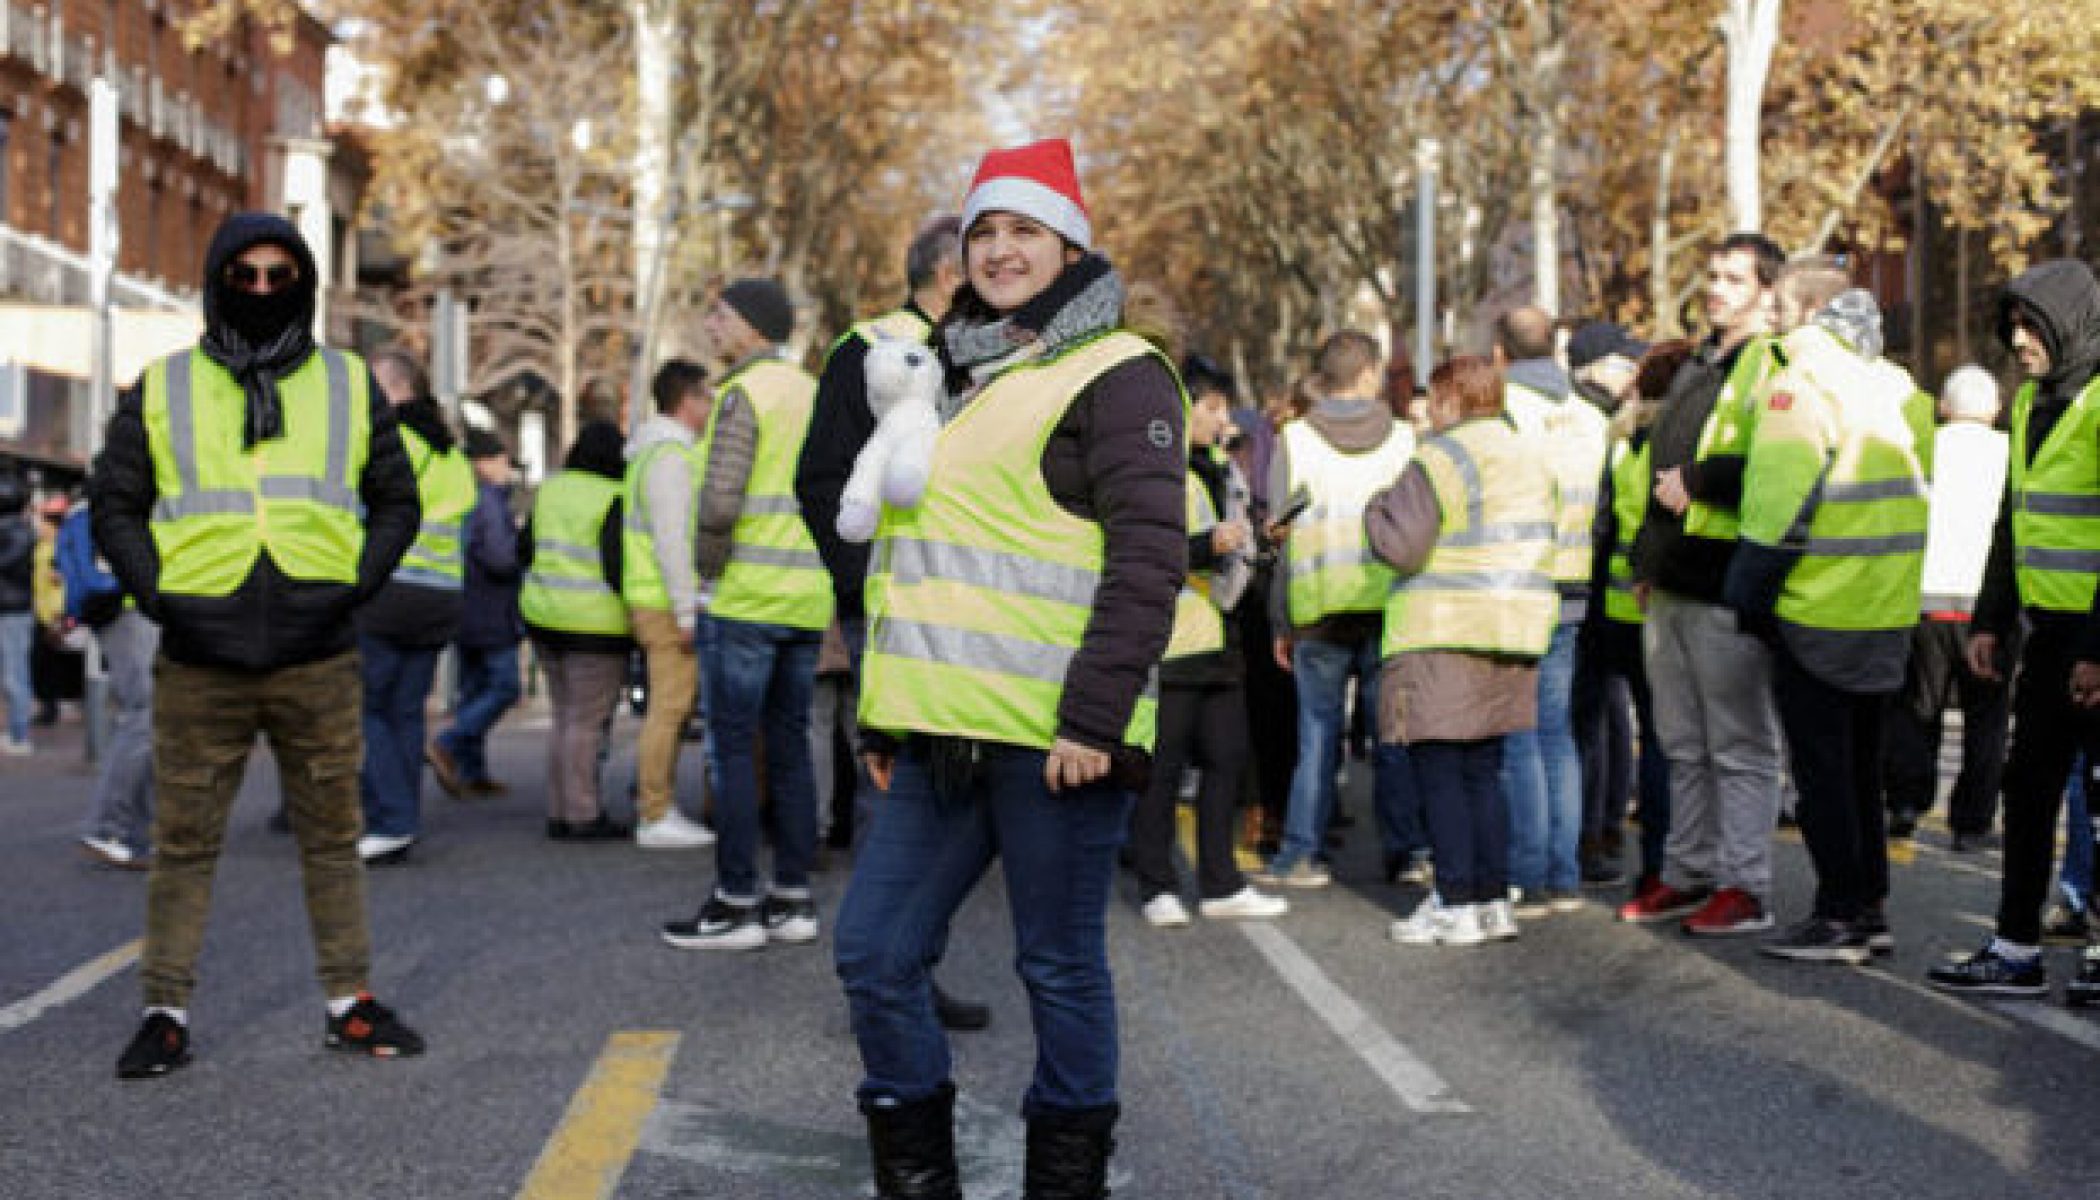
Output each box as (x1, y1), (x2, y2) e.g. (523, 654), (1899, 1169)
(1634, 339), (1695, 401)
(1430, 355), (1504, 420)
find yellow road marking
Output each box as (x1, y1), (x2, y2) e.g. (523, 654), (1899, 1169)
(1887, 839), (1917, 866)
(516, 1031), (680, 1200)
(1176, 804), (1198, 868)
(0, 939), (141, 1033)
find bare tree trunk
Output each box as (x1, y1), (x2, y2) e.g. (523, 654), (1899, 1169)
(630, 0), (676, 433)
(1650, 123), (1682, 338)
(2067, 111), (2085, 259)
(1908, 141), (1928, 374)
(556, 157), (581, 456)
(1955, 225), (1971, 365)
(1721, 0), (1782, 233)
(1532, 115), (1560, 313)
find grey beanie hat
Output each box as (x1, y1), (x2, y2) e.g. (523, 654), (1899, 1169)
(720, 278), (794, 344)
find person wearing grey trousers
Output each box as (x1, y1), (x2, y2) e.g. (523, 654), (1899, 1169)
(80, 608), (158, 868)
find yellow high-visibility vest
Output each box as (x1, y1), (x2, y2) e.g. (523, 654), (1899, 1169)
(860, 331), (1177, 751)
(704, 358), (834, 631)
(2007, 375), (2100, 613)
(1281, 418), (1413, 626)
(1383, 416), (1558, 658)
(1165, 470), (1226, 661)
(395, 426), (477, 589)
(143, 347), (369, 596)
(519, 470), (631, 637)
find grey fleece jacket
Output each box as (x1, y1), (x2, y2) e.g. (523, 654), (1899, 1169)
(625, 413), (702, 626)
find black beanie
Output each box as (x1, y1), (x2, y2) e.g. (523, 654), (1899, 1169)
(720, 278), (794, 344)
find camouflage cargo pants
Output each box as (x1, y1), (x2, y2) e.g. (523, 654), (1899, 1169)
(141, 651), (371, 1008)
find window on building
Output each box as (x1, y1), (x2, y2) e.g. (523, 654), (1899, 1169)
(0, 110), (12, 227)
(46, 130), (64, 238)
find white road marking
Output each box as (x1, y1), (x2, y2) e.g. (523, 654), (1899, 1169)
(1235, 922), (1470, 1114)
(0, 939), (141, 1033)
(1987, 999), (2100, 1054)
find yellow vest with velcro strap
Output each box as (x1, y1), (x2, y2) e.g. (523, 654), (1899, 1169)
(143, 347), (369, 596)
(1604, 437), (1650, 625)
(1282, 418), (1413, 626)
(1383, 416), (1558, 658)
(860, 330), (1172, 751)
(1741, 341), (1929, 632)
(1507, 382), (1607, 585)
(704, 358), (834, 631)
(395, 426), (477, 589)
(519, 471), (630, 637)
(832, 307), (933, 356)
(1684, 336), (1784, 542)
(620, 437), (704, 610)
(1166, 469), (1227, 661)
(2009, 375), (2100, 613)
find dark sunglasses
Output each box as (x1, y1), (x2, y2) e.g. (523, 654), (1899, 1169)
(224, 261), (300, 291)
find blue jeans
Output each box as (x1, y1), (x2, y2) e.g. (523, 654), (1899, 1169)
(1413, 738), (1508, 904)
(834, 740), (1132, 1112)
(2062, 755), (2094, 909)
(1276, 634), (1415, 868)
(0, 612), (32, 743)
(439, 643), (523, 784)
(703, 617), (821, 900)
(358, 636), (442, 838)
(1504, 620), (1582, 891)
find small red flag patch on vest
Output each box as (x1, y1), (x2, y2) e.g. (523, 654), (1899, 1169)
(1768, 391), (1794, 411)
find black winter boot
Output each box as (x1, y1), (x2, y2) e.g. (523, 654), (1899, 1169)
(862, 1082), (962, 1200)
(1022, 1103), (1118, 1199)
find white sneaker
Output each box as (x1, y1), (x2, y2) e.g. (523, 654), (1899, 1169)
(635, 810), (717, 849)
(1198, 886), (1289, 921)
(1478, 899), (1520, 942)
(1390, 896), (1486, 947)
(1141, 893), (1192, 928)
(356, 833), (416, 863)
(1, 736), (31, 756)
(79, 836), (142, 868)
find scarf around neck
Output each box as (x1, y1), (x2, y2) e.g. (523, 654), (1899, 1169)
(199, 320), (318, 449)
(939, 254), (1126, 417)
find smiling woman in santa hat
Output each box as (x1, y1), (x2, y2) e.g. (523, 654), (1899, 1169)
(834, 137), (1187, 1199)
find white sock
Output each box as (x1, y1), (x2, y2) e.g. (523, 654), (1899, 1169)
(1990, 937), (2041, 962)
(145, 1005), (188, 1026)
(326, 994), (361, 1018)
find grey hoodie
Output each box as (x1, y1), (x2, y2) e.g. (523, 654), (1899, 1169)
(625, 413), (701, 626)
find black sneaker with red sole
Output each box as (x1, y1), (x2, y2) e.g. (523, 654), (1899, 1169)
(326, 993), (426, 1058)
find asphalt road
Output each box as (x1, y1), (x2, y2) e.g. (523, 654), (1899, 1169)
(3, 701), (2098, 1200)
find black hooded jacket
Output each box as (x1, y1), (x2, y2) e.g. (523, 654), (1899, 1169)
(1973, 260), (2100, 656)
(88, 212), (421, 672)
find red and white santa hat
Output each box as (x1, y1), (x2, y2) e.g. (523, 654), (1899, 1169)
(960, 138), (1092, 251)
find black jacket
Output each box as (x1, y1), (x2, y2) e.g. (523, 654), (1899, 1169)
(89, 215), (419, 672)
(1633, 335), (1753, 601)
(457, 481), (524, 650)
(1973, 260), (2100, 658)
(794, 301), (933, 622)
(0, 515), (32, 614)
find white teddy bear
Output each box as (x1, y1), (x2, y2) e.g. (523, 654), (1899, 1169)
(836, 336), (945, 543)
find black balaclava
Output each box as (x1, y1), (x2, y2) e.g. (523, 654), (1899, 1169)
(198, 212), (321, 448)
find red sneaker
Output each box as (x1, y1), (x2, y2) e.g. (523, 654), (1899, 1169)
(1617, 880), (1712, 924)
(1681, 887), (1774, 936)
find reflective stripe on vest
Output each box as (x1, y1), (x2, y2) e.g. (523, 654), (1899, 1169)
(1506, 382), (1607, 585)
(620, 437), (704, 610)
(395, 427), (478, 589)
(518, 471), (630, 637)
(1166, 471), (1226, 661)
(1684, 336), (1783, 542)
(1282, 419), (1413, 625)
(2009, 376), (2100, 613)
(1604, 437), (1650, 625)
(861, 331), (1170, 751)
(145, 347), (368, 597)
(707, 358), (835, 631)
(1383, 417), (1557, 658)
